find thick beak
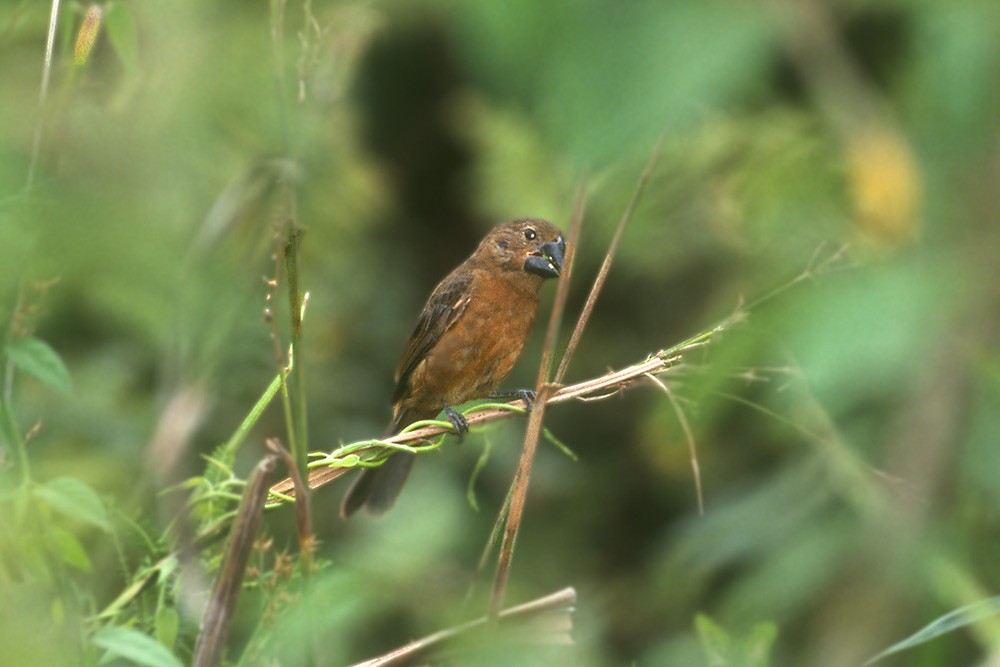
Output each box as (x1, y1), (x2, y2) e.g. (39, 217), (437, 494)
(523, 236), (565, 279)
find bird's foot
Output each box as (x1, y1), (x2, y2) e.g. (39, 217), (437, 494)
(489, 388), (536, 411)
(441, 402), (469, 441)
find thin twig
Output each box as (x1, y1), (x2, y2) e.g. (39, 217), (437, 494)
(265, 240), (837, 507)
(353, 587), (576, 667)
(265, 438), (314, 573)
(549, 179), (586, 374)
(265, 351), (687, 503)
(269, 0), (290, 142)
(461, 483), (514, 615)
(282, 225), (309, 476)
(742, 242), (850, 311)
(554, 137), (664, 384)
(27, 0), (61, 190)
(489, 391), (552, 619)
(488, 183), (588, 620)
(263, 232), (297, 461)
(645, 372), (703, 514)
(2, 282), (25, 405)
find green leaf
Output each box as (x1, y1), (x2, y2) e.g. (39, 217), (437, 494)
(542, 426), (577, 461)
(154, 606), (179, 651)
(4, 337), (72, 394)
(96, 570), (157, 621)
(35, 477), (112, 532)
(695, 614), (731, 665)
(744, 622), (779, 667)
(866, 596), (1000, 665)
(93, 626), (184, 667)
(48, 526), (92, 571)
(105, 2), (139, 74)
(695, 614), (777, 667)
(18, 535), (54, 582)
(96, 556), (177, 620)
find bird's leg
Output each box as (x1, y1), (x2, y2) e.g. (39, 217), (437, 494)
(488, 389), (536, 411)
(441, 401), (469, 440)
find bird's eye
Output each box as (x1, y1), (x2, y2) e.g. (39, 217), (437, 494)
(524, 228), (537, 241)
(496, 240), (510, 250)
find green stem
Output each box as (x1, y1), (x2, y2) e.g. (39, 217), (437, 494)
(283, 226), (308, 477)
(278, 365), (296, 463)
(0, 398), (29, 485)
(2, 284), (25, 404)
(220, 373), (283, 459)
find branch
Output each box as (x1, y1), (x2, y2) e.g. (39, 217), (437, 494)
(351, 587), (576, 667)
(487, 179), (587, 620)
(555, 135), (664, 384)
(265, 318), (736, 504)
(265, 438), (314, 572)
(192, 453), (276, 667)
(27, 0), (61, 190)
(265, 240), (845, 512)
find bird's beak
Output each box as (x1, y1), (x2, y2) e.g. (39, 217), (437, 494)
(524, 236), (566, 279)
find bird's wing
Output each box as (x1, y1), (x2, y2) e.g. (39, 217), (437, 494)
(391, 270), (474, 405)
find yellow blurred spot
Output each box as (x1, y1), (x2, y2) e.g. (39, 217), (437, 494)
(846, 129), (921, 245)
(74, 5), (104, 66)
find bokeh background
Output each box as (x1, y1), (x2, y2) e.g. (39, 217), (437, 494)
(2, 0), (1000, 665)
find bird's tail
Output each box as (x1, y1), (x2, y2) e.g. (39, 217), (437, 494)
(339, 453), (415, 518)
(339, 410), (415, 518)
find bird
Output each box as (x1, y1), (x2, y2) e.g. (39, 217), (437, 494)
(340, 218), (566, 517)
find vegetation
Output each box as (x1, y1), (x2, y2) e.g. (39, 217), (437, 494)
(2, 1), (999, 665)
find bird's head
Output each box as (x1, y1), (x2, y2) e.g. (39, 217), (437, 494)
(481, 218), (566, 280)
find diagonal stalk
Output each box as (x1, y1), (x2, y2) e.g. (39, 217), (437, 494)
(487, 182), (587, 620)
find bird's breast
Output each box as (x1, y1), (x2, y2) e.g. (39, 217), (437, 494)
(420, 277), (539, 406)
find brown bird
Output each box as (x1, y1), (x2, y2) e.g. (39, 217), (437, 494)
(341, 218), (566, 517)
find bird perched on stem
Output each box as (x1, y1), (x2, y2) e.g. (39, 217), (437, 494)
(341, 218), (566, 517)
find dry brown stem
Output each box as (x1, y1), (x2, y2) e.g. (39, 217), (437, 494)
(267, 346), (699, 502)
(487, 180), (588, 620)
(351, 587), (576, 667)
(555, 136), (664, 384)
(265, 438), (315, 571)
(192, 454), (276, 667)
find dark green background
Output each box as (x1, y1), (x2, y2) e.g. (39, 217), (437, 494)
(2, 0), (999, 665)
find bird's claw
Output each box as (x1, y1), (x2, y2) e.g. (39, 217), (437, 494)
(489, 388), (536, 411)
(442, 402), (469, 440)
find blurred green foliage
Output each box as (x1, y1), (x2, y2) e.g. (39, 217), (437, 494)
(2, 0), (1000, 665)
